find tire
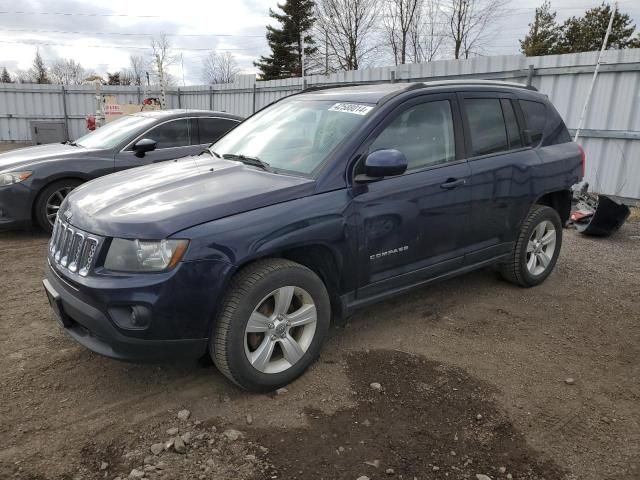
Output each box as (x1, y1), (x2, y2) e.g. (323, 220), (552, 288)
(210, 258), (331, 392)
(500, 205), (562, 287)
(34, 179), (82, 233)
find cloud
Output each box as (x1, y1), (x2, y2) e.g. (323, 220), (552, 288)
(0, 0), (276, 83)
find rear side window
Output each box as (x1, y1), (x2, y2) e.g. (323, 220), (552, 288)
(519, 100), (547, 145)
(198, 118), (238, 144)
(146, 119), (191, 149)
(465, 98), (509, 156)
(501, 99), (523, 149)
(370, 100), (456, 170)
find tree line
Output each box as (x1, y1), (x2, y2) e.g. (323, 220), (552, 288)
(0, 34), (240, 87)
(256, 0), (640, 80)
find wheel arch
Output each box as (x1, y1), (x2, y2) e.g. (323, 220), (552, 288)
(225, 243), (345, 323)
(31, 176), (86, 223)
(534, 189), (572, 225)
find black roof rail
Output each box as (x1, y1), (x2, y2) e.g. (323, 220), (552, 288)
(300, 82), (374, 93)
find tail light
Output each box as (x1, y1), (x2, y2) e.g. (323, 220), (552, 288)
(578, 144), (586, 177)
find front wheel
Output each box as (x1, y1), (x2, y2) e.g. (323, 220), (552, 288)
(210, 259), (331, 392)
(34, 179), (82, 232)
(500, 205), (562, 287)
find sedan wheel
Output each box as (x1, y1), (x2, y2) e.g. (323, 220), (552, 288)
(45, 186), (74, 227)
(34, 179), (83, 233)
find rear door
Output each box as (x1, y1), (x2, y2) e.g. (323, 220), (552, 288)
(458, 92), (541, 264)
(114, 118), (203, 170)
(196, 117), (240, 146)
(351, 94), (472, 298)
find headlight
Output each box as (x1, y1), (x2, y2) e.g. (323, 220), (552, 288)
(0, 171), (32, 186)
(104, 238), (189, 272)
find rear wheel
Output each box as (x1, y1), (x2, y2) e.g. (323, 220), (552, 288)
(500, 205), (562, 287)
(34, 179), (82, 232)
(210, 259), (330, 392)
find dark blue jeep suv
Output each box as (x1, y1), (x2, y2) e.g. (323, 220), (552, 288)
(43, 81), (583, 391)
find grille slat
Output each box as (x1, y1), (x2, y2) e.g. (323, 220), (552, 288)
(48, 218), (100, 277)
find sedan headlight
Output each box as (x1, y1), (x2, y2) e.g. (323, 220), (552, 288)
(104, 238), (189, 272)
(0, 171), (32, 186)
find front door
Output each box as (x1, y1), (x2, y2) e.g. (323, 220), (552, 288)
(351, 94), (472, 299)
(115, 118), (203, 170)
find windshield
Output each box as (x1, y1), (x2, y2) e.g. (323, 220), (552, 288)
(211, 99), (374, 174)
(75, 115), (156, 149)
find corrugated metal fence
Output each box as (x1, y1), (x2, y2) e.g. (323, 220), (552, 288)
(1, 49), (639, 201)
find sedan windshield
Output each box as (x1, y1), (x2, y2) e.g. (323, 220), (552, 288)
(211, 99), (374, 175)
(75, 115), (156, 149)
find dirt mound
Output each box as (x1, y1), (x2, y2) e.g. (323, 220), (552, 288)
(248, 349), (566, 479)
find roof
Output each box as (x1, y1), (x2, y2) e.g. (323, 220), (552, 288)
(298, 80), (538, 104)
(132, 109), (242, 120)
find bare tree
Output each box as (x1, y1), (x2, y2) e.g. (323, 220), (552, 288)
(150, 33), (176, 106)
(29, 49), (50, 84)
(201, 51), (240, 84)
(441, 0), (510, 59)
(409, 0), (445, 62)
(128, 55), (147, 86)
(315, 0), (381, 71)
(50, 58), (85, 85)
(384, 0), (423, 65)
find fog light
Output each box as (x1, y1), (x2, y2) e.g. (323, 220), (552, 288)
(109, 304), (152, 330)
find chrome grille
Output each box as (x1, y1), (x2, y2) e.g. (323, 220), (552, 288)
(49, 218), (100, 277)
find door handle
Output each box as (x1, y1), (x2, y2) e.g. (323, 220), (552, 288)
(440, 178), (466, 190)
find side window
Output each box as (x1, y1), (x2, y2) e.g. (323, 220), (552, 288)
(501, 99), (523, 149)
(369, 100), (455, 170)
(465, 98), (509, 156)
(145, 119), (190, 149)
(519, 100), (547, 145)
(198, 118), (238, 145)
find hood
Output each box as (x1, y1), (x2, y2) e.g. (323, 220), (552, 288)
(63, 156), (315, 238)
(0, 143), (97, 172)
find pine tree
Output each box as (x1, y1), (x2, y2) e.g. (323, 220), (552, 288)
(557, 2), (640, 54)
(0, 67), (12, 83)
(254, 0), (318, 80)
(30, 50), (50, 84)
(520, 1), (562, 56)
(107, 72), (122, 85)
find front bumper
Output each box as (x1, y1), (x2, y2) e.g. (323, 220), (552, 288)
(43, 258), (233, 362)
(0, 182), (33, 230)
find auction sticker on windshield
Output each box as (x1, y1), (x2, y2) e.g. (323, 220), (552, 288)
(328, 103), (374, 115)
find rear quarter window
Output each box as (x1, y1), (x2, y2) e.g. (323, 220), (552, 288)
(519, 100), (546, 145)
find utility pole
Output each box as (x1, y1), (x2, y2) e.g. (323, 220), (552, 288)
(574, 2), (617, 142)
(300, 31), (305, 79)
(325, 28), (329, 75)
(181, 53), (185, 87)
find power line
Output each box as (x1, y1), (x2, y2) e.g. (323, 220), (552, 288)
(0, 39), (266, 52)
(0, 28), (265, 38)
(0, 10), (161, 18)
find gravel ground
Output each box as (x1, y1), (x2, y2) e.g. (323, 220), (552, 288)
(0, 219), (638, 480)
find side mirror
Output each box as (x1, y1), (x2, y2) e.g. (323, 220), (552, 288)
(133, 138), (157, 157)
(355, 149), (408, 183)
(522, 129), (533, 146)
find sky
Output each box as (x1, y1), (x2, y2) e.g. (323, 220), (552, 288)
(0, 0), (639, 85)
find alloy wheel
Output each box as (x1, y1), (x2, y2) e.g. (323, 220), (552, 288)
(45, 187), (74, 227)
(244, 286), (317, 374)
(526, 220), (557, 276)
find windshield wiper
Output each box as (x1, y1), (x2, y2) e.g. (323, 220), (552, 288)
(62, 141), (80, 147)
(223, 153), (271, 172)
(200, 148), (221, 158)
